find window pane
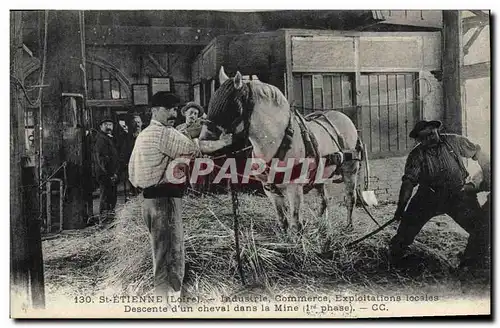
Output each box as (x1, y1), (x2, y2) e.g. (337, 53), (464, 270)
(102, 80), (111, 99)
(92, 80), (101, 99)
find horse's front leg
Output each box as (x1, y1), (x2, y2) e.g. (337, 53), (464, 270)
(263, 183), (289, 233)
(342, 160), (360, 230)
(286, 184), (304, 235)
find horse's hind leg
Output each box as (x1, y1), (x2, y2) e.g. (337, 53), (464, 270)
(316, 184), (329, 219)
(342, 160), (360, 230)
(286, 184), (304, 235)
(316, 184), (332, 252)
(263, 183), (289, 232)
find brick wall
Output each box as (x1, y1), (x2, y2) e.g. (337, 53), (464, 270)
(365, 156), (406, 203)
(326, 156), (407, 204)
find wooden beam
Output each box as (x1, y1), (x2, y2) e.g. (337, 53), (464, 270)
(461, 62), (490, 80)
(87, 99), (132, 107)
(369, 10), (443, 29)
(11, 10), (45, 310)
(463, 25), (486, 56)
(442, 11), (463, 134)
(86, 25), (236, 46)
(462, 15), (489, 33)
(469, 10), (489, 19)
(10, 10), (31, 307)
(147, 54), (168, 76)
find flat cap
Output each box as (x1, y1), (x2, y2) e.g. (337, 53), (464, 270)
(151, 91), (181, 109)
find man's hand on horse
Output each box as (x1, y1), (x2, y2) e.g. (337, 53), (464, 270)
(220, 132), (233, 144)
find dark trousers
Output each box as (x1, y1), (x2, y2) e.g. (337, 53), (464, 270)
(98, 177), (117, 216)
(390, 188), (490, 267)
(142, 197), (184, 300)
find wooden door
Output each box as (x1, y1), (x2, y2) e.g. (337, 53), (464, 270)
(359, 73), (419, 158)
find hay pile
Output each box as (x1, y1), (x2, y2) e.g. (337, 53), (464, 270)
(96, 190), (478, 299)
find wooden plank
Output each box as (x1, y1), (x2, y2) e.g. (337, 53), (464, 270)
(302, 75), (313, 114)
(291, 37), (355, 71)
(369, 74), (380, 153)
(312, 74), (323, 110)
(387, 74), (398, 152)
(359, 75), (371, 151)
(292, 75), (303, 111)
(86, 25), (236, 46)
(342, 75), (353, 107)
(396, 74), (407, 151)
(332, 76), (342, 109)
(378, 74), (389, 152)
(323, 75), (333, 110)
(405, 74), (416, 149)
(461, 62), (490, 80)
(341, 75), (356, 125)
(359, 37), (422, 70)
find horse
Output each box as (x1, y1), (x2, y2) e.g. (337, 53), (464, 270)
(199, 67), (362, 238)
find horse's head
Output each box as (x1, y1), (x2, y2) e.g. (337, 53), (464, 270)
(199, 66), (251, 141)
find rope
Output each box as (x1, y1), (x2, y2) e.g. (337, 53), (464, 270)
(346, 217), (397, 247)
(229, 182), (246, 286)
(210, 145), (253, 160)
(10, 11), (49, 108)
(21, 161), (68, 191)
(10, 76), (41, 107)
(356, 189), (381, 227)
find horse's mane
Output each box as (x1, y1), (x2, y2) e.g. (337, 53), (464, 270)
(247, 81), (288, 108)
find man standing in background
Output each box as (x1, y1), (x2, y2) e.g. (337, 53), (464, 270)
(93, 117), (120, 224)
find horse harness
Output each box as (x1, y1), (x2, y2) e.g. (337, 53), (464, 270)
(204, 82), (362, 173)
(273, 109), (362, 173)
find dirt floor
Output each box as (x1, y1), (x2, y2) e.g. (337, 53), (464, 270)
(42, 190), (491, 309)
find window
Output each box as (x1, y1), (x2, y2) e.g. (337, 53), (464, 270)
(292, 73), (355, 121)
(87, 63), (127, 100)
(359, 73), (419, 157)
(292, 72), (420, 157)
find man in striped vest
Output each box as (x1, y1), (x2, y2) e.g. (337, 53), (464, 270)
(128, 92), (233, 302)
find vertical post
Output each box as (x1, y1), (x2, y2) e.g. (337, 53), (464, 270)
(353, 36), (362, 137)
(442, 10), (463, 134)
(46, 182), (51, 232)
(42, 11), (87, 229)
(10, 10), (30, 306)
